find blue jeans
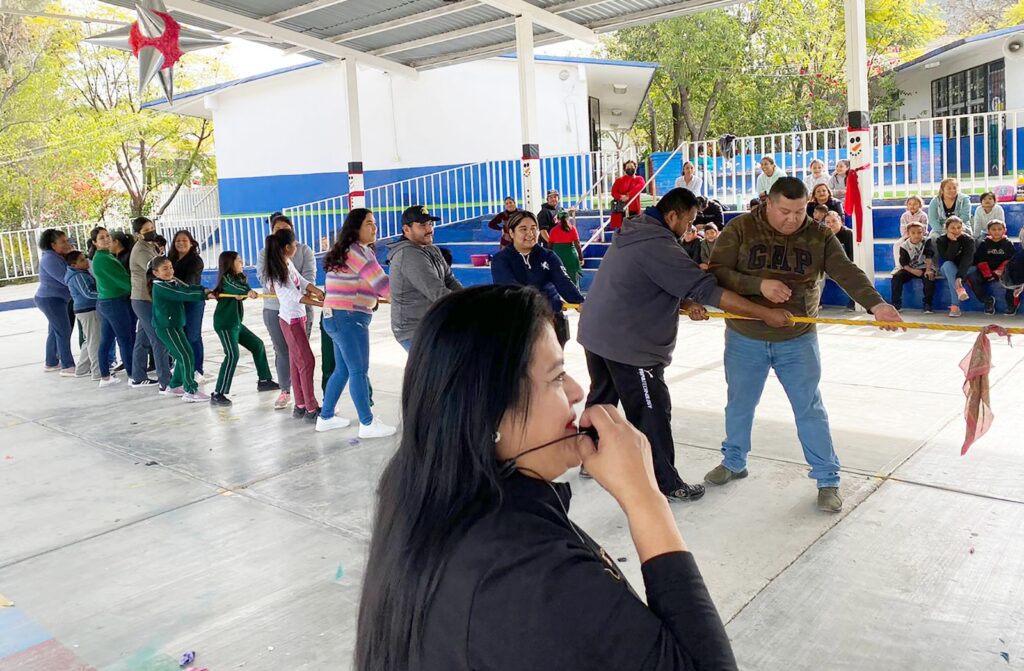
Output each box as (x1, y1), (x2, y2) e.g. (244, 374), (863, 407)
(322, 310), (373, 425)
(130, 299), (171, 386)
(721, 329), (841, 488)
(940, 260), (966, 305)
(97, 297), (136, 378)
(183, 299), (205, 374)
(398, 339), (412, 352)
(35, 296), (74, 369)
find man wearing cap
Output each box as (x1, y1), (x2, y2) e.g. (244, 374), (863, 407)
(536, 190), (561, 246)
(386, 205), (463, 350)
(258, 212), (316, 410)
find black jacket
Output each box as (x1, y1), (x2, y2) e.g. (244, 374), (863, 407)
(414, 473), (737, 670)
(491, 245), (584, 312)
(171, 252), (205, 286)
(681, 238), (702, 262)
(833, 226), (853, 261)
(973, 238), (1016, 277)
(936, 234), (976, 278)
(695, 200), (724, 229)
(537, 203), (558, 233)
(806, 198), (843, 218)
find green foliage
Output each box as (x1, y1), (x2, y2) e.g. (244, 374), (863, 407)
(603, 0), (943, 156)
(1004, 0), (1024, 26)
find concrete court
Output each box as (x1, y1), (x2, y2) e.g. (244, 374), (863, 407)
(2, 295), (1024, 671)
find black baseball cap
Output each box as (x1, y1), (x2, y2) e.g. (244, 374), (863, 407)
(401, 205), (441, 226)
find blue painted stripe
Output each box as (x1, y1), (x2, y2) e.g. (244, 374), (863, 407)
(0, 608), (52, 658)
(894, 24), (1024, 72)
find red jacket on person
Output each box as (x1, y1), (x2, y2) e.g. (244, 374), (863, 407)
(610, 174), (646, 229)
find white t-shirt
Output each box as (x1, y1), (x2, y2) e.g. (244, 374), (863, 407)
(674, 174), (704, 196)
(267, 259), (312, 322)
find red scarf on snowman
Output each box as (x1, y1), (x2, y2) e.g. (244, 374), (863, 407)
(842, 128), (871, 243)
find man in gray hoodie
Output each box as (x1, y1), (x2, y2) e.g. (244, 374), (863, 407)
(387, 205), (462, 350)
(578, 188), (792, 503)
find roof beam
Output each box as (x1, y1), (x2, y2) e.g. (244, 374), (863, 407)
(474, 0), (598, 44)
(162, 0), (418, 78)
(374, 17), (509, 57)
(218, 0), (356, 38)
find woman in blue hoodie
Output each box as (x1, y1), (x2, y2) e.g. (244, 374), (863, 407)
(34, 228), (75, 375)
(490, 211), (584, 348)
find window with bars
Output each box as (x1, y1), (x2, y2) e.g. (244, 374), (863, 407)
(930, 59), (1005, 118)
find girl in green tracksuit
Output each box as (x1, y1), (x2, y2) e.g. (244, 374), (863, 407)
(148, 256), (210, 402)
(210, 252), (278, 406)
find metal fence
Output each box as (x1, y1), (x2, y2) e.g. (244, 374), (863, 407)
(652, 108), (1024, 208)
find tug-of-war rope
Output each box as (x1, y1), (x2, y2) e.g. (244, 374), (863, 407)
(230, 293), (1018, 455)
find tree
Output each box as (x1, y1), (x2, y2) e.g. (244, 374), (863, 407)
(1003, 0), (1024, 26)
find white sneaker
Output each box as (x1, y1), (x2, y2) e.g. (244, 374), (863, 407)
(160, 386), (185, 396)
(98, 377), (122, 388)
(43, 365), (61, 372)
(183, 391), (210, 403)
(316, 415), (351, 432)
(358, 418), (397, 439)
(59, 368), (77, 377)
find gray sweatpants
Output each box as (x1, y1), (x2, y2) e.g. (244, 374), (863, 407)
(74, 310), (103, 380)
(262, 306), (313, 393)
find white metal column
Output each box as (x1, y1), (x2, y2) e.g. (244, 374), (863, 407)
(344, 59), (366, 210)
(515, 16), (542, 214)
(844, 0), (875, 287)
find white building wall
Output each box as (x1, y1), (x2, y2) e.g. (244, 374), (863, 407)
(210, 59), (591, 181)
(894, 43), (1024, 119)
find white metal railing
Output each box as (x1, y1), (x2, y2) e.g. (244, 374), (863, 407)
(665, 108), (1024, 207)
(0, 223), (97, 282)
(154, 184), (220, 221)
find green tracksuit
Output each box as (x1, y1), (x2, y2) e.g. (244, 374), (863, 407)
(151, 278), (207, 394)
(213, 274), (272, 395)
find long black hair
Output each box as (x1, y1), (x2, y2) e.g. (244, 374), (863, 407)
(262, 228), (295, 286)
(355, 285), (552, 671)
(110, 230), (134, 266)
(87, 226), (107, 259)
(214, 251), (243, 295)
(324, 208), (372, 272)
(167, 229), (200, 264)
(146, 255), (171, 292)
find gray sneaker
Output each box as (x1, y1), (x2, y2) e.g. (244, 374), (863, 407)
(704, 464), (748, 486)
(817, 487), (843, 513)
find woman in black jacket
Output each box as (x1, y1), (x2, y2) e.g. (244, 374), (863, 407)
(806, 183), (844, 218)
(935, 216), (976, 318)
(168, 229), (206, 378)
(355, 285), (736, 671)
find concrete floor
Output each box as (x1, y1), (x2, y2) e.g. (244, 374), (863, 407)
(2, 297), (1024, 670)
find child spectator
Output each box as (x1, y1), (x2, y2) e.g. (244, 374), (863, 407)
(64, 251), (102, 380)
(699, 224), (719, 271)
(748, 197), (762, 210)
(681, 225), (701, 263)
(972, 192), (1006, 240)
(828, 160), (849, 200)
(893, 196), (930, 271)
(812, 204), (830, 225)
(823, 211), (856, 310)
(999, 230), (1024, 316)
(890, 223), (936, 313)
(968, 219), (1017, 315)
(803, 159), (828, 193)
(438, 246), (453, 268)
(936, 216), (976, 318)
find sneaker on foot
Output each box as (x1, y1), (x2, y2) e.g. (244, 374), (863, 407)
(956, 286), (969, 302)
(817, 486), (843, 513)
(274, 391), (291, 409)
(75, 369), (92, 378)
(923, 304), (934, 314)
(43, 364), (61, 372)
(112, 363), (125, 373)
(359, 418), (397, 439)
(1005, 305), (1019, 316)
(949, 305), (962, 318)
(183, 391), (210, 403)
(984, 298), (996, 315)
(666, 482), (705, 502)
(704, 464), (749, 486)
(210, 393), (232, 407)
(257, 379), (280, 392)
(131, 378), (159, 388)
(98, 377), (121, 388)
(292, 406), (307, 419)
(59, 368), (77, 377)
(160, 386), (185, 396)
(316, 415), (351, 432)
(304, 408), (321, 423)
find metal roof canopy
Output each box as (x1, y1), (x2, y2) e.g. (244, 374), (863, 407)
(98, 0), (744, 76)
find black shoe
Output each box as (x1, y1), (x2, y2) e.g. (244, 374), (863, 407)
(923, 305), (934, 314)
(210, 393), (232, 407)
(292, 406), (307, 419)
(984, 298), (996, 315)
(892, 305), (902, 313)
(1005, 305), (1019, 316)
(113, 363), (125, 373)
(130, 378), (159, 388)
(665, 482), (706, 502)
(304, 408), (321, 423)
(257, 379), (280, 392)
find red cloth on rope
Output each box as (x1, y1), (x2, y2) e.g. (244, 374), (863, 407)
(843, 163), (870, 243)
(128, 11), (183, 69)
(959, 324), (1012, 455)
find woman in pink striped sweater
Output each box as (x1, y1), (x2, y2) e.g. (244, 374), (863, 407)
(316, 209), (396, 439)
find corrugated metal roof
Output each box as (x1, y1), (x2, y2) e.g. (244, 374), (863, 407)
(100, 0), (741, 71)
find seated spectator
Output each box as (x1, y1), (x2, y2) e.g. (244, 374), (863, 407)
(972, 192), (1005, 241)
(488, 196), (520, 249)
(680, 225), (701, 263)
(890, 223), (936, 313)
(674, 161), (704, 196)
(748, 197), (762, 210)
(695, 196), (724, 230)
(803, 159), (828, 193)
(699, 223), (719, 271)
(968, 219), (1016, 315)
(806, 183), (843, 218)
(438, 246), (453, 269)
(1000, 231), (1024, 316)
(893, 195), (930, 272)
(812, 204), (830, 225)
(936, 216), (976, 318)
(823, 211), (855, 310)
(928, 178), (972, 237)
(755, 156), (786, 196)
(828, 160), (849, 201)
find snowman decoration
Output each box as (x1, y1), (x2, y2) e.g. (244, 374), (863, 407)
(843, 128), (872, 242)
